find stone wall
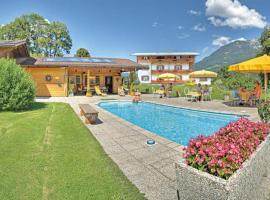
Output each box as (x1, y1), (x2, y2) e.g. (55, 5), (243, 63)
(175, 134), (270, 200)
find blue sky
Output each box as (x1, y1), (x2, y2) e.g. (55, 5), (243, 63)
(0, 0), (269, 62)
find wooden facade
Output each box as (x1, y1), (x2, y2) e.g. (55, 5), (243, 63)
(25, 67), (67, 97)
(0, 40), (144, 97)
(24, 67), (124, 97)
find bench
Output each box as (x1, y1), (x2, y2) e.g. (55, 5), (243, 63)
(79, 104), (99, 124)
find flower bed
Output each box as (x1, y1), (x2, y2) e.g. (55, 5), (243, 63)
(175, 118), (270, 200)
(183, 118), (269, 179)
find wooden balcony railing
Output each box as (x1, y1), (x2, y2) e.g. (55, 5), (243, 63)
(151, 70), (193, 74)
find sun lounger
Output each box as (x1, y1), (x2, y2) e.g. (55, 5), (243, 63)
(95, 86), (107, 96)
(118, 86), (125, 96)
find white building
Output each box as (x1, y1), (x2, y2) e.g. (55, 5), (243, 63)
(132, 52), (199, 84)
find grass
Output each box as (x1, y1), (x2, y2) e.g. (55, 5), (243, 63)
(0, 103), (145, 200)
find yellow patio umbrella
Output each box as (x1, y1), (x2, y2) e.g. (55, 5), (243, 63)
(158, 73), (179, 80)
(189, 70), (217, 78)
(228, 54), (270, 99)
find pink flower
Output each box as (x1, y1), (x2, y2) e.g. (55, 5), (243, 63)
(183, 118), (270, 179)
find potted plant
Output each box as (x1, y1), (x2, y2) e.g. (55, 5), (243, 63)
(175, 118), (270, 200)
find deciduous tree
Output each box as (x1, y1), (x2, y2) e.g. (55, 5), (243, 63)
(75, 48), (90, 57)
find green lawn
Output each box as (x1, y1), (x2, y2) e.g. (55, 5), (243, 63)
(0, 103), (145, 200)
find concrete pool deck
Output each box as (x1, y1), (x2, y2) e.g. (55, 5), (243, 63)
(36, 95), (260, 200)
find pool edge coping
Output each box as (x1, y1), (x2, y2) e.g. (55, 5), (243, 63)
(93, 101), (184, 152)
(97, 99), (251, 118)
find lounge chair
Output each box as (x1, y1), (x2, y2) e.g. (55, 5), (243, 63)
(95, 86), (107, 96)
(118, 86), (125, 96)
(231, 90), (240, 106)
(184, 87), (192, 101)
(153, 88), (164, 97)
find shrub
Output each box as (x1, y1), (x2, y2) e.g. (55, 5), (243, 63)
(258, 101), (270, 124)
(0, 58), (36, 111)
(183, 118), (269, 180)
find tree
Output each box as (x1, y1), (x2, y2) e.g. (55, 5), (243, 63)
(0, 13), (72, 56)
(0, 58), (36, 111)
(37, 22), (72, 56)
(258, 26), (270, 56)
(0, 13), (48, 54)
(75, 48), (90, 57)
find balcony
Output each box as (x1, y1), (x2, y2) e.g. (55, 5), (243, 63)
(151, 69), (193, 74)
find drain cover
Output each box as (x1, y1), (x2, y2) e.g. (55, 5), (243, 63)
(146, 139), (156, 145)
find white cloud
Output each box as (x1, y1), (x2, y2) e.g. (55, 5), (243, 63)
(177, 25), (183, 30)
(177, 33), (190, 39)
(212, 36), (231, 46)
(202, 47), (209, 53)
(231, 37), (247, 42)
(152, 22), (158, 27)
(212, 36), (247, 47)
(188, 10), (201, 16)
(206, 0), (267, 29)
(193, 24), (206, 32)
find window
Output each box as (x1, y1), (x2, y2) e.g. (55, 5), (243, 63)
(175, 65), (182, 70)
(157, 65), (164, 70)
(95, 76), (100, 84)
(182, 64), (189, 70)
(76, 76), (81, 84)
(143, 56), (148, 60)
(176, 56), (182, 59)
(141, 75), (150, 81)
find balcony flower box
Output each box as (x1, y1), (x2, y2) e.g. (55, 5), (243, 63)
(175, 119), (270, 200)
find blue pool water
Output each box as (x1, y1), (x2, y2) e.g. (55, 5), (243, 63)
(98, 101), (240, 146)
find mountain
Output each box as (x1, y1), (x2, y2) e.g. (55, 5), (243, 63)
(195, 40), (260, 71)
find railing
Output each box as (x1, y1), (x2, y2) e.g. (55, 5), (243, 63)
(151, 70), (193, 74)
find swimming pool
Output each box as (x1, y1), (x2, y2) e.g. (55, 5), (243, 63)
(98, 101), (240, 146)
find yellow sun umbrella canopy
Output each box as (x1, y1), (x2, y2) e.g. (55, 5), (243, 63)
(228, 54), (270, 97)
(228, 54), (270, 72)
(158, 73), (179, 79)
(189, 70), (217, 78)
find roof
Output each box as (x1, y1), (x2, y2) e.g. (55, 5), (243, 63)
(17, 57), (147, 69)
(0, 40), (29, 57)
(131, 52), (199, 56)
(0, 40), (27, 48)
(229, 54), (270, 72)
(189, 70), (217, 78)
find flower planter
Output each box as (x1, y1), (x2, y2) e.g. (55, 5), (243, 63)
(175, 134), (270, 200)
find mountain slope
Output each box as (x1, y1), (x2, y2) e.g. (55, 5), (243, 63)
(195, 40), (260, 71)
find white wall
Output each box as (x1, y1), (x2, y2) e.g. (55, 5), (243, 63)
(194, 77), (212, 85)
(182, 74), (189, 81)
(182, 64), (189, 70)
(138, 69), (151, 84)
